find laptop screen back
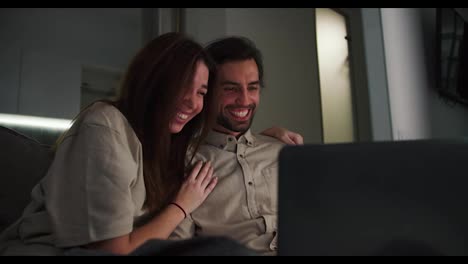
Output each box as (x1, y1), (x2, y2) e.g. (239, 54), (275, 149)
(278, 140), (468, 256)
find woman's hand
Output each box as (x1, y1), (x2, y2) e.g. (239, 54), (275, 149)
(261, 126), (304, 145)
(173, 161), (217, 215)
(85, 161), (217, 254)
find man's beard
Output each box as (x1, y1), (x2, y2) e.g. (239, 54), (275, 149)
(216, 111), (255, 134)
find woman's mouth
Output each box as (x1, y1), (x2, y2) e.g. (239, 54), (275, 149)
(177, 113), (189, 120)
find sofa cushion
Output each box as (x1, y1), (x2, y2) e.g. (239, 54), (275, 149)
(0, 126), (53, 232)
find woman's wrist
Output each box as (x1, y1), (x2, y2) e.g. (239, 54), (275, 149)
(169, 202), (187, 219)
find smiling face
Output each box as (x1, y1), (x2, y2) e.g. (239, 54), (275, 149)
(169, 60), (209, 134)
(214, 59), (261, 137)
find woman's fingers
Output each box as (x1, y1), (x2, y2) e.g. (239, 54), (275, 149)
(204, 177), (218, 197)
(188, 160), (203, 182)
(200, 166), (214, 189)
(195, 161), (212, 185)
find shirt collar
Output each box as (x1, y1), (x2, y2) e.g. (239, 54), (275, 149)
(205, 129), (256, 152)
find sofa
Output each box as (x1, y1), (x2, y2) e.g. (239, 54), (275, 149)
(0, 125), (55, 232)
(0, 125), (255, 256)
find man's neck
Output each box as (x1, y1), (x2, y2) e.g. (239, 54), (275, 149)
(213, 126), (243, 139)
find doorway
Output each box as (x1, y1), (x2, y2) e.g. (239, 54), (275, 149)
(316, 8), (356, 143)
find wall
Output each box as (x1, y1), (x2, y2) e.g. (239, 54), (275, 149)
(422, 9), (468, 139)
(225, 8), (323, 143)
(184, 8), (226, 45)
(337, 8), (373, 142)
(0, 8), (141, 119)
(184, 8), (397, 143)
(0, 46), (21, 114)
(360, 8), (394, 141)
(381, 8), (468, 140)
(185, 8), (323, 143)
(316, 8), (355, 143)
(20, 50), (82, 119)
(381, 8), (431, 140)
(0, 8), (141, 69)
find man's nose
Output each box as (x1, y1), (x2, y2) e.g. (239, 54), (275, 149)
(235, 90), (249, 105)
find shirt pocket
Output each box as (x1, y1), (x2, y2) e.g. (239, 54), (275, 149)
(261, 165), (278, 212)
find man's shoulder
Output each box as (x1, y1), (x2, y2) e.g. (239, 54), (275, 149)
(254, 133), (286, 148)
(192, 142), (218, 157)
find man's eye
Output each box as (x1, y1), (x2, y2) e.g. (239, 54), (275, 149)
(198, 91), (207, 96)
(248, 86), (259, 91)
(224, 87), (235, 91)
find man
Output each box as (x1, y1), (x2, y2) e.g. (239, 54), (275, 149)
(171, 36), (300, 255)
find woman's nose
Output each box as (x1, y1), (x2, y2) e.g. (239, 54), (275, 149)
(183, 93), (195, 108)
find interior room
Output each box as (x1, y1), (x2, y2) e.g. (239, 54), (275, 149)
(1, 8), (468, 256)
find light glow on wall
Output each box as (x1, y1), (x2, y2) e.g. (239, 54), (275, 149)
(316, 8), (355, 143)
(0, 113), (71, 131)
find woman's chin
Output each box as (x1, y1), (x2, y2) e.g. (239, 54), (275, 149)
(169, 124), (184, 134)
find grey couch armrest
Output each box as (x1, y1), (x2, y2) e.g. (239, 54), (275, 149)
(0, 126), (53, 232)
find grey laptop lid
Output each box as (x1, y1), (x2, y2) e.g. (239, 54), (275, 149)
(278, 140), (468, 256)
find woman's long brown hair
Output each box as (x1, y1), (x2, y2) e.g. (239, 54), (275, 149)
(114, 32), (217, 213)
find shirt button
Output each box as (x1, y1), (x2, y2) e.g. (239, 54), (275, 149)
(219, 144), (224, 148)
(239, 154), (244, 158)
(228, 137), (233, 142)
(248, 181), (253, 186)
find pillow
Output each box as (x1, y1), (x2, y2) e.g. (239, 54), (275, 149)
(0, 126), (53, 232)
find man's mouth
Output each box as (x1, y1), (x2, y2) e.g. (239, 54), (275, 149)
(227, 108), (252, 121)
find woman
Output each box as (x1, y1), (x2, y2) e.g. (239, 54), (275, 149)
(0, 32), (300, 256)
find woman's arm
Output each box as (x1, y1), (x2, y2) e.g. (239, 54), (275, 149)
(85, 161), (217, 255)
(260, 126), (304, 145)
(84, 204), (187, 255)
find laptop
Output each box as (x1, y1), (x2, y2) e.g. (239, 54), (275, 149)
(278, 140), (468, 256)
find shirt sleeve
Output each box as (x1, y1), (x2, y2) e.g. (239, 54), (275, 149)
(169, 216), (196, 240)
(45, 123), (139, 248)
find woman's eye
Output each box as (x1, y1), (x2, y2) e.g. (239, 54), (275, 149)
(198, 89), (207, 96)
